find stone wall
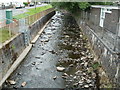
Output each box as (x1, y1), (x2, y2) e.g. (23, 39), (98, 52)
(75, 7), (120, 87)
(0, 9), (55, 82)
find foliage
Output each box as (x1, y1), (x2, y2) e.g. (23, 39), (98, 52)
(23, 2), (29, 6)
(78, 2), (90, 10)
(12, 45), (16, 50)
(89, 2), (113, 5)
(13, 5), (52, 20)
(51, 2), (79, 12)
(51, 2), (113, 12)
(92, 62), (101, 70)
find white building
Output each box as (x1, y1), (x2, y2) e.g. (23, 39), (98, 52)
(0, 0), (31, 4)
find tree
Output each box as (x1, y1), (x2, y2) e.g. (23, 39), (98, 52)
(51, 2), (113, 12)
(78, 2), (90, 10)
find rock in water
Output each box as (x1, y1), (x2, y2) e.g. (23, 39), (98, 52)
(62, 76), (67, 79)
(63, 73), (69, 76)
(84, 85), (89, 88)
(73, 83), (78, 87)
(86, 79), (91, 84)
(53, 76), (57, 80)
(21, 82), (27, 87)
(78, 80), (83, 84)
(56, 66), (65, 72)
(8, 80), (16, 85)
(32, 62), (36, 65)
(69, 64), (74, 67)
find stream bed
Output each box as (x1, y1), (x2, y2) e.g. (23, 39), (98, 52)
(3, 11), (98, 89)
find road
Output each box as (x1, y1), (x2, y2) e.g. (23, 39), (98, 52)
(3, 12), (97, 89)
(0, 4), (48, 21)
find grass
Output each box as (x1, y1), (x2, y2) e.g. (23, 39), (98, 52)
(13, 4), (52, 20)
(0, 4), (52, 43)
(0, 29), (13, 43)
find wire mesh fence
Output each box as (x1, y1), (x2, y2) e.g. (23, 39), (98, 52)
(24, 8), (54, 25)
(0, 8), (54, 45)
(0, 20), (18, 45)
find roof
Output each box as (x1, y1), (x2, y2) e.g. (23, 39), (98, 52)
(91, 5), (119, 9)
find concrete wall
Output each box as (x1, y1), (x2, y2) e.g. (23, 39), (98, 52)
(0, 33), (25, 81)
(87, 8), (118, 34)
(84, 8), (119, 51)
(75, 8), (120, 87)
(0, 9), (55, 82)
(29, 11), (55, 41)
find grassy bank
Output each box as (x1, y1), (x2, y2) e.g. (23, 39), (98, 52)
(13, 4), (52, 20)
(0, 29), (13, 43)
(0, 4), (52, 43)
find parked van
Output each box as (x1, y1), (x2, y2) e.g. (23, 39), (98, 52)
(15, 3), (25, 9)
(29, 3), (34, 7)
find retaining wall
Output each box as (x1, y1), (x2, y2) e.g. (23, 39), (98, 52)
(0, 8), (55, 82)
(0, 33), (25, 81)
(75, 13), (120, 87)
(29, 10), (55, 41)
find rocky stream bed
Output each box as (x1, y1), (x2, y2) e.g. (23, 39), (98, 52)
(2, 11), (111, 89)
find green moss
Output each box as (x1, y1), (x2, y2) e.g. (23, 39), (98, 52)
(12, 45), (16, 50)
(13, 4), (52, 20)
(92, 62), (101, 70)
(105, 84), (113, 88)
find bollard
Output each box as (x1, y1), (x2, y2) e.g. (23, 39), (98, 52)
(6, 9), (13, 24)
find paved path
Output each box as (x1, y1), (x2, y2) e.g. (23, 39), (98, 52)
(0, 4), (48, 21)
(0, 4), (48, 29)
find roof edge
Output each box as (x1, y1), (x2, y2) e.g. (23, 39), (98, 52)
(91, 5), (119, 9)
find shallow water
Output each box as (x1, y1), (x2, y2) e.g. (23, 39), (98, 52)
(3, 11), (96, 89)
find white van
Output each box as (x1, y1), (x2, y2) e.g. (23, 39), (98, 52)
(15, 3), (25, 9)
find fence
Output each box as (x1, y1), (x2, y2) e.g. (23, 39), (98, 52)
(0, 20), (18, 45)
(25, 8), (54, 26)
(0, 8), (54, 45)
(0, 8), (55, 86)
